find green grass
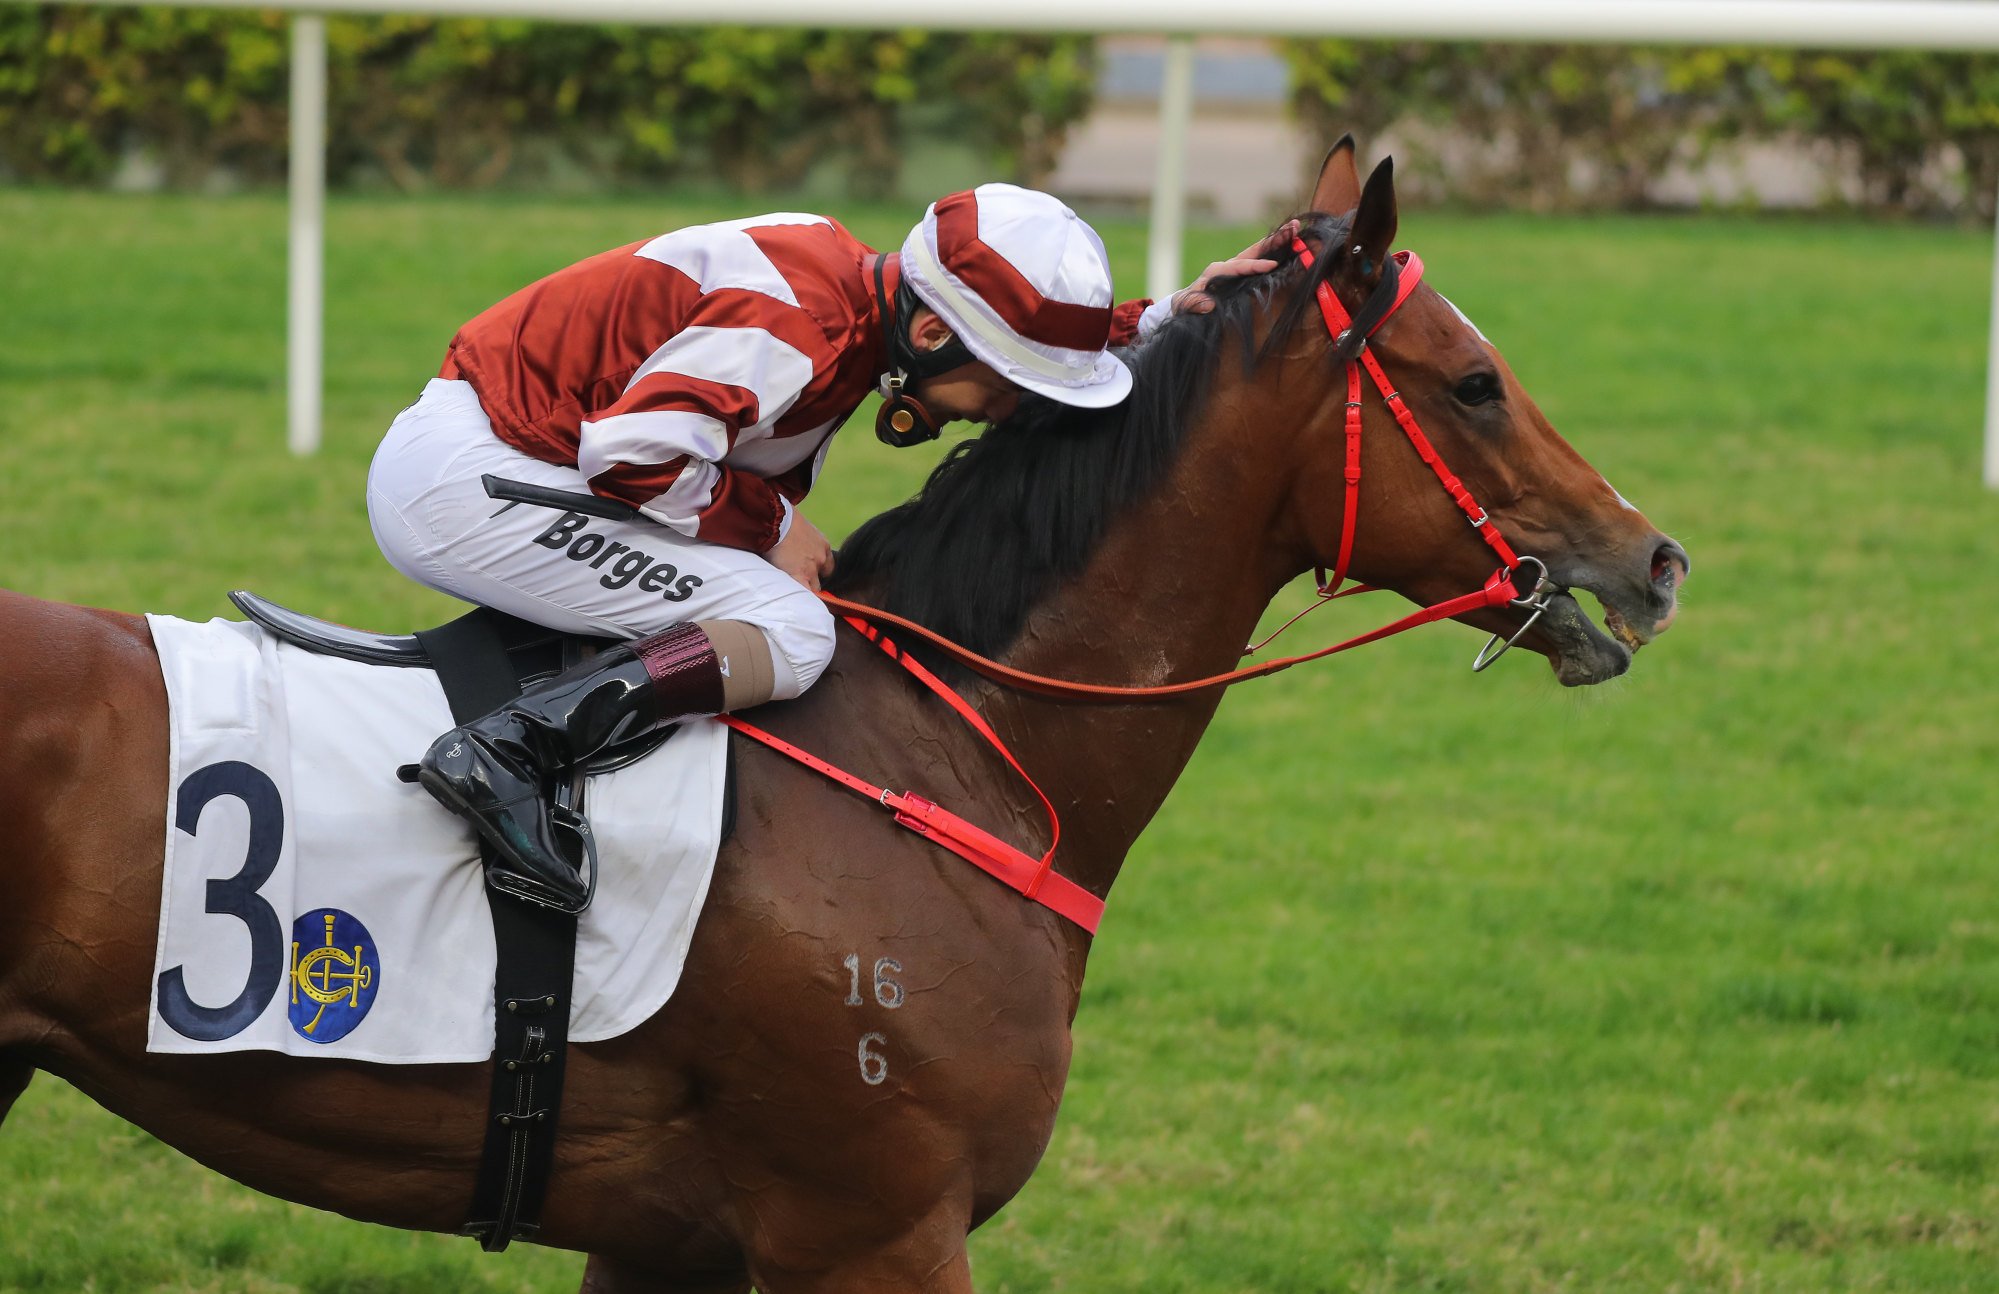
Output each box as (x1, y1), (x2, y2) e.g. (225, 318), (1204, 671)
(2, 187), (1997, 1292)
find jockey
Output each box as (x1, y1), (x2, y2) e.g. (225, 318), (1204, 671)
(368, 183), (1280, 913)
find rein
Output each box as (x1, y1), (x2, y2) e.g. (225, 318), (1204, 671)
(815, 581), (1512, 702)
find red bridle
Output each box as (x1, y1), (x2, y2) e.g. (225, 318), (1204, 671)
(1291, 237), (1553, 672)
(823, 237), (1556, 698)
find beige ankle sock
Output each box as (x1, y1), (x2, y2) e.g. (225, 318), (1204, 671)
(696, 620), (778, 711)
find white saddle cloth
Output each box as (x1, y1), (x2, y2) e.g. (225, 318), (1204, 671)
(144, 614), (727, 1064)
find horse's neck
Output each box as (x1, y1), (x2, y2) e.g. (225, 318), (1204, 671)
(983, 424), (1297, 900)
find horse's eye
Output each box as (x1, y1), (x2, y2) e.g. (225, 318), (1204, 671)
(1453, 372), (1502, 407)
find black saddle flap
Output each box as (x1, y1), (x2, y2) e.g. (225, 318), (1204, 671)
(232, 589), (596, 683)
(230, 590), (432, 668)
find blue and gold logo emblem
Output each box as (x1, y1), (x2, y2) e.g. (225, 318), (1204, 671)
(287, 908), (380, 1043)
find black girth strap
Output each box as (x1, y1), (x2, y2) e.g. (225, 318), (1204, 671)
(413, 607), (580, 1254)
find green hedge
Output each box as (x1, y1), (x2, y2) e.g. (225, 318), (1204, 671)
(9, 9), (1996, 217)
(0, 7), (1096, 195)
(1282, 39), (1999, 218)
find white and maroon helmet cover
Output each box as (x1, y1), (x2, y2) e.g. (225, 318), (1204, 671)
(900, 183), (1133, 409)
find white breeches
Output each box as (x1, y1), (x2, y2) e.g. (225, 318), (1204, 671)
(366, 380), (836, 701)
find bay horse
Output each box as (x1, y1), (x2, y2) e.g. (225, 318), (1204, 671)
(0, 144), (1685, 1291)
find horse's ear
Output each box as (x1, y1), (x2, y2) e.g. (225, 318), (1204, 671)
(1343, 157), (1399, 283)
(1308, 135), (1362, 216)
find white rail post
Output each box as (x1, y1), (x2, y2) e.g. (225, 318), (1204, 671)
(1147, 34), (1196, 304)
(1987, 176), (1999, 488)
(288, 13), (327, 456)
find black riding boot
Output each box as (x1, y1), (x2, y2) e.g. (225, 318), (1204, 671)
(417, 622), (726, 913)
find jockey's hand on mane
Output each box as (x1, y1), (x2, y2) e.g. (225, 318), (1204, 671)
(1171, 220), (1302, 316)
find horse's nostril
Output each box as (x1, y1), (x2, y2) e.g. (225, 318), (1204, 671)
(1651, 538), (1690, 587)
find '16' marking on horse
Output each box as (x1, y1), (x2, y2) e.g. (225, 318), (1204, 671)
(842, 954), (905, 1009)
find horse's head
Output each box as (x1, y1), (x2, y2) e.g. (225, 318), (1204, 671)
(1257, 139), (1688, 685)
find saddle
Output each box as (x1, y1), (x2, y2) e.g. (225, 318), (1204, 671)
(230, 590), (731, 1252)
(230, 590), (685, 777)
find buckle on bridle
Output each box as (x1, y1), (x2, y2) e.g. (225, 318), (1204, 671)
(1472, 556), (1555, 673)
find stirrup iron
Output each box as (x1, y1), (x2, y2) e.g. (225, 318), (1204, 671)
(484, 806), (598, 914)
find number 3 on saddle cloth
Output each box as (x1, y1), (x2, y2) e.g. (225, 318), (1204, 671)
(142, 605), (731, 1063)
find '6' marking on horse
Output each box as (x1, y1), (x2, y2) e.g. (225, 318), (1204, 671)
(857, 1033), (890, 1086)
(156, 761), (286, 1042)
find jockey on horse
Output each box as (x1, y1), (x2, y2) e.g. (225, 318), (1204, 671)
(367, 183), (1284, 914)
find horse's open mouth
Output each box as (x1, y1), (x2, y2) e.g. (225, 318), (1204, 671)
(1537, 588), (1635, 687)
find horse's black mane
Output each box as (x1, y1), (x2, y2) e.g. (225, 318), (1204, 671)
(829, 212), (1350, 657)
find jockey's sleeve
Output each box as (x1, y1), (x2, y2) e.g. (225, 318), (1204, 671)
(575, 303), (833, 553)
(1111, 298), (1156, 347)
